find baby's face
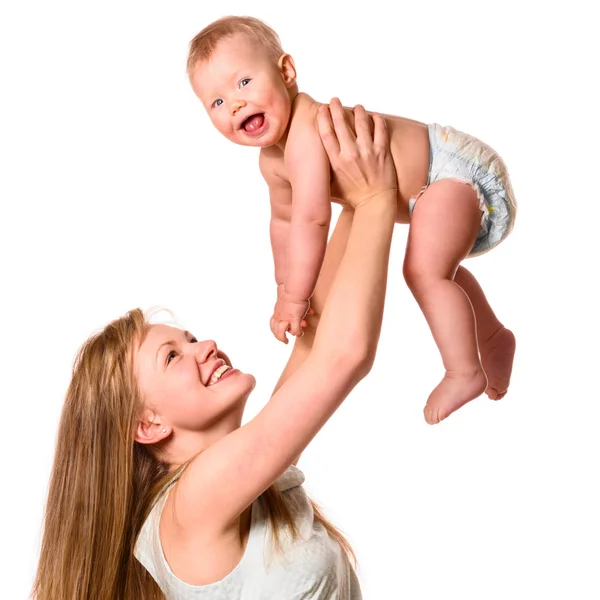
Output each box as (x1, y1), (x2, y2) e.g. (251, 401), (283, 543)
(190, 34), (293, 148)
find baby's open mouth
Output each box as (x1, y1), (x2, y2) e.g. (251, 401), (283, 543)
(241, 114), (265, 132)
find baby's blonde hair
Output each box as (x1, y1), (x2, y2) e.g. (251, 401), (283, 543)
(187, 16), (285, 75)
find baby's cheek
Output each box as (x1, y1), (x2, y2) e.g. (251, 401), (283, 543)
(208, 113), (226, 134)
(214, 119), (228, 135)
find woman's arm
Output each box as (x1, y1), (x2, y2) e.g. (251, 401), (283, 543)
(175, 101), (397, 535)
(271, 206), (353, 467)
(272, 206), (354, 396)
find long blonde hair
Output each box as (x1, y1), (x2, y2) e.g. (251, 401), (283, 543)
(33, 308), (355, 599)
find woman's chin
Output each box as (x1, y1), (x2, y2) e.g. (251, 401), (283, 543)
(228, 371), (256, 399)
(241, 372), (257, 394)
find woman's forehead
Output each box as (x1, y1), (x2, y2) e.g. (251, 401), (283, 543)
(142, 324), (186, 348)
(136, 324), (185, 368)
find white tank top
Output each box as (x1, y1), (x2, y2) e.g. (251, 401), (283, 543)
(134, 465), (362, 599)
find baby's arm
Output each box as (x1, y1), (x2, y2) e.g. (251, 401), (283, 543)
(259, 150), (292, 294)
(273, 119), (331, 341)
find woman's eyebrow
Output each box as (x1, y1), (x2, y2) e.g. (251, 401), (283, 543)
(155, 331), (193, 360)
(156, 340), (176, 361)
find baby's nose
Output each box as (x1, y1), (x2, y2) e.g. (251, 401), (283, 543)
(230, 99), (245, 115)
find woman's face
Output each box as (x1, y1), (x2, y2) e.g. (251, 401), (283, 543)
(135, 324), (255, 436)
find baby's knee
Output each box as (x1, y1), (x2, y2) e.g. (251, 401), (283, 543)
(402, 260), (448, 293)
(403, 260), (427, 290)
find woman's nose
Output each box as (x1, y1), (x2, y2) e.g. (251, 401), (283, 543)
(193, 340), (217, 363)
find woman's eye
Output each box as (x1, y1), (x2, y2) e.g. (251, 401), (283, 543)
(239, 78), (250, 88)
(166, 350), (177, 365)
(212, 98), (223, 108)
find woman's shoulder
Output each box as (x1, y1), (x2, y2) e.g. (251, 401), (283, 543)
(140, 463), (305, 536)
(134, 464), (309, 590)
(274, 464), (306, 492)
(134, 483), (172, 581)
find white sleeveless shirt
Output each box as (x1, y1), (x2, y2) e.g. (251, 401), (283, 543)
(134, 465), (362, 599)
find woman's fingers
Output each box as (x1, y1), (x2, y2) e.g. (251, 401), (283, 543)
(372, 113), (389, 151)
(318, 97), (397, 210)
(328, 97), (356, 150)
(317, 104), (340, 159)
(353, 104), (371, 146)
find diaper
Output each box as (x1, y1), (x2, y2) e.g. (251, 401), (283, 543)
(409, 123), (517, 256)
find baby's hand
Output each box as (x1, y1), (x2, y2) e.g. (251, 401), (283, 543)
(270, 291), (310, 344)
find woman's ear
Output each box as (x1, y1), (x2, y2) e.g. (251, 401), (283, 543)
(134, 409), (170, 444)
(278, 53), (297, 88)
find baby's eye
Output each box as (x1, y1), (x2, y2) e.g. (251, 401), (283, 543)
(239, 78), (251, 88)
(190, 337), (198, 343)
(212, 98), (223, 108)
(166, 350), (177, 365)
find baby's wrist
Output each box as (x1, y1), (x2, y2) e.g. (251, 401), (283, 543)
(281, 288), (309, 305)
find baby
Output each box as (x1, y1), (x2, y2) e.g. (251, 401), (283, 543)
(187, 16), (517, 425)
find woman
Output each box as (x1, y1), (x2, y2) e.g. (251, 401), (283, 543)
(33, 99), (398, 599)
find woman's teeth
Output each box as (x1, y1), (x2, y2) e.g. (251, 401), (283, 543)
(209, 364), (232, 385)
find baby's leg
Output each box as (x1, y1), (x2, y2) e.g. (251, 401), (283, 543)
(454, 266), (515, 400)
(404, 179), (486, 424)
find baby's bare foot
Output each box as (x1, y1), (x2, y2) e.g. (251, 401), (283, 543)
(480, 327), (516, 400)
(423, 369), (487, 425)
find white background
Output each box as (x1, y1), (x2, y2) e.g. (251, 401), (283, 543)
(1, 1), (598, 598)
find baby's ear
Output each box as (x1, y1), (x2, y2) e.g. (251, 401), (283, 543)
(278, 53), (297, 88)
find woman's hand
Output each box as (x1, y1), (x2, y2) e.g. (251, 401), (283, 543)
(317, 98), (398, 209)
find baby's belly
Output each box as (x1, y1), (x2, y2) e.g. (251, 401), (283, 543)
(331, 116), (430, 224)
